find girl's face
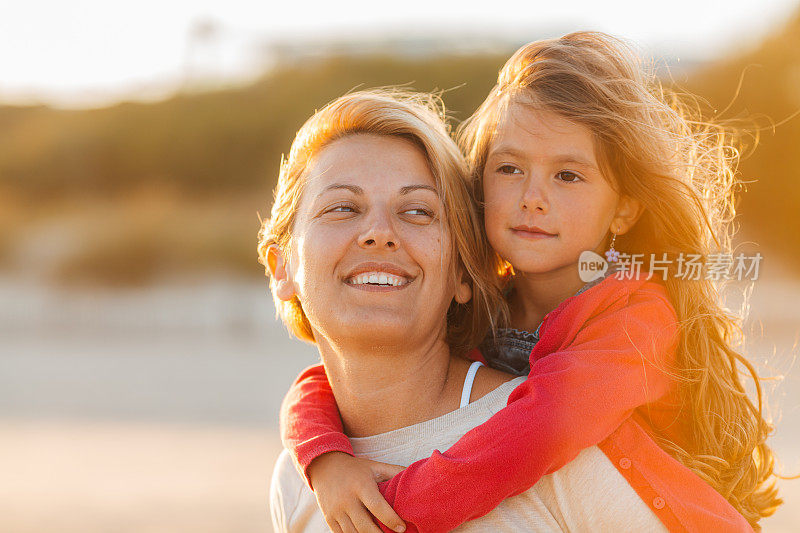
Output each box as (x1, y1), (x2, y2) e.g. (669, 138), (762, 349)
(483, 104), (627, 276)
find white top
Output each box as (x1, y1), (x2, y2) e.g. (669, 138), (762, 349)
(271, 374), (668, 532)
(460, 360), (484, 408)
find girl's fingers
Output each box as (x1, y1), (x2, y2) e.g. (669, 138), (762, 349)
(329, 519), (343, 533)
(369, 461), (405, 483)
(338, 516), (359, 533)
(321, 508), (344, 532)
(348, 504), (384, 533)
(361, 490), (406, 533)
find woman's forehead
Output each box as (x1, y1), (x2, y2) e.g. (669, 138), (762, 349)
(303, 134), (439, 194)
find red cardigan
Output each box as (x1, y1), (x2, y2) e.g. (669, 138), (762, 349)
(279, 274), (753, 532)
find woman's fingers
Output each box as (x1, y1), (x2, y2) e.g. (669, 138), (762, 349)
(361, 489), (406, 533)
(368, 460), (405, 483)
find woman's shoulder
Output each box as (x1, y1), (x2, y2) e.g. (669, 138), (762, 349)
(271, 449), (305, 499)
(270, 449), (333, 532)
(470, 364), (523, 404)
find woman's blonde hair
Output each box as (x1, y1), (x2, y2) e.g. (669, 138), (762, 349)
(459, 31), (782, 527)
(258, 89), (505, 356)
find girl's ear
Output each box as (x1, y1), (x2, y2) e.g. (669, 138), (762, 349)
(266, 245), (297, 302)
(611, 195), (644, 235)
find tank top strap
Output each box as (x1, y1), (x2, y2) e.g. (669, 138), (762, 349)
(460, 360), (485, 408)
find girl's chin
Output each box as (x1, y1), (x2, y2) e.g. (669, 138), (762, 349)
(507, 259), (580, 277)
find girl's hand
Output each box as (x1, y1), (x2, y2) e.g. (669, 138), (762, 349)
(307, 451), (406, 533)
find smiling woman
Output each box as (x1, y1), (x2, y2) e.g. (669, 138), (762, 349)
(268, 134), (473, 361)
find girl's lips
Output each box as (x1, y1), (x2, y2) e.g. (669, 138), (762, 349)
(511, 225), (557, 239)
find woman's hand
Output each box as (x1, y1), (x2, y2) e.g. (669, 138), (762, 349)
(307, 451), (406, 533)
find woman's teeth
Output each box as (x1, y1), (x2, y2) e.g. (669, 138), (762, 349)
(348, 272), (407, 286)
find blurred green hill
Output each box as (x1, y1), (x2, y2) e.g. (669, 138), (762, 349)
(0, 54), (508, 197)
(1, 14), (799, 285)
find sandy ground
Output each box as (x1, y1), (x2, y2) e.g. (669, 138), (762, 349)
(0, 421), (283, 533)
(1, 269), (799, 532)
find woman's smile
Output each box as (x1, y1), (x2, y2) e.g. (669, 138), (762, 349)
(344, 262), (415, 290)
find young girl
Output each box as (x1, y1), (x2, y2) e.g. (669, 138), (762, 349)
(277, 32), (781, 532)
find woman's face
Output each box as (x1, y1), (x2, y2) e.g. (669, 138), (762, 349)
(279, 133), (470, 347)
(482, 104), (622, 275)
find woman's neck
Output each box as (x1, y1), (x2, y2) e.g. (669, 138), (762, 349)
(508, 263), (585, 332)
(316, 333), (472, 438)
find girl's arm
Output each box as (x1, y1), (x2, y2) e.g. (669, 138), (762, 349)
(376, 281), (680, 533)
(279, 363), (353, 485)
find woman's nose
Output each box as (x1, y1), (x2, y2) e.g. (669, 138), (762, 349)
(520, 178), (548, 213)
(358, 212), (398, 250)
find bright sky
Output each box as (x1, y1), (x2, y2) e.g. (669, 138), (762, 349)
(2, 0), (798, 108)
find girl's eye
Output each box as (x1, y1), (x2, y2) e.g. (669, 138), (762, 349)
(497, 165), (523, 175)
(556, 171), (582, 183)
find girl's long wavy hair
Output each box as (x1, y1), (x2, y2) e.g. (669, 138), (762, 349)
(459, 31), (782, 528)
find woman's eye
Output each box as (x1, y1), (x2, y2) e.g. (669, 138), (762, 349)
(402, 207), (434, 217)
(556, 171), (582, 183)
(497, 165), (523, 175)
(325, 204), (357, 215)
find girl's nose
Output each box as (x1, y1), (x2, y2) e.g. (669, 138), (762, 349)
(358, 212), (398, 250)
(520, 178), (548, 213)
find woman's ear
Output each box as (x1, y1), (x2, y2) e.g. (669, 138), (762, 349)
(454, 272), (473, 305)
(611, 195), (644, 235)
(266, 245), (296, 301)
